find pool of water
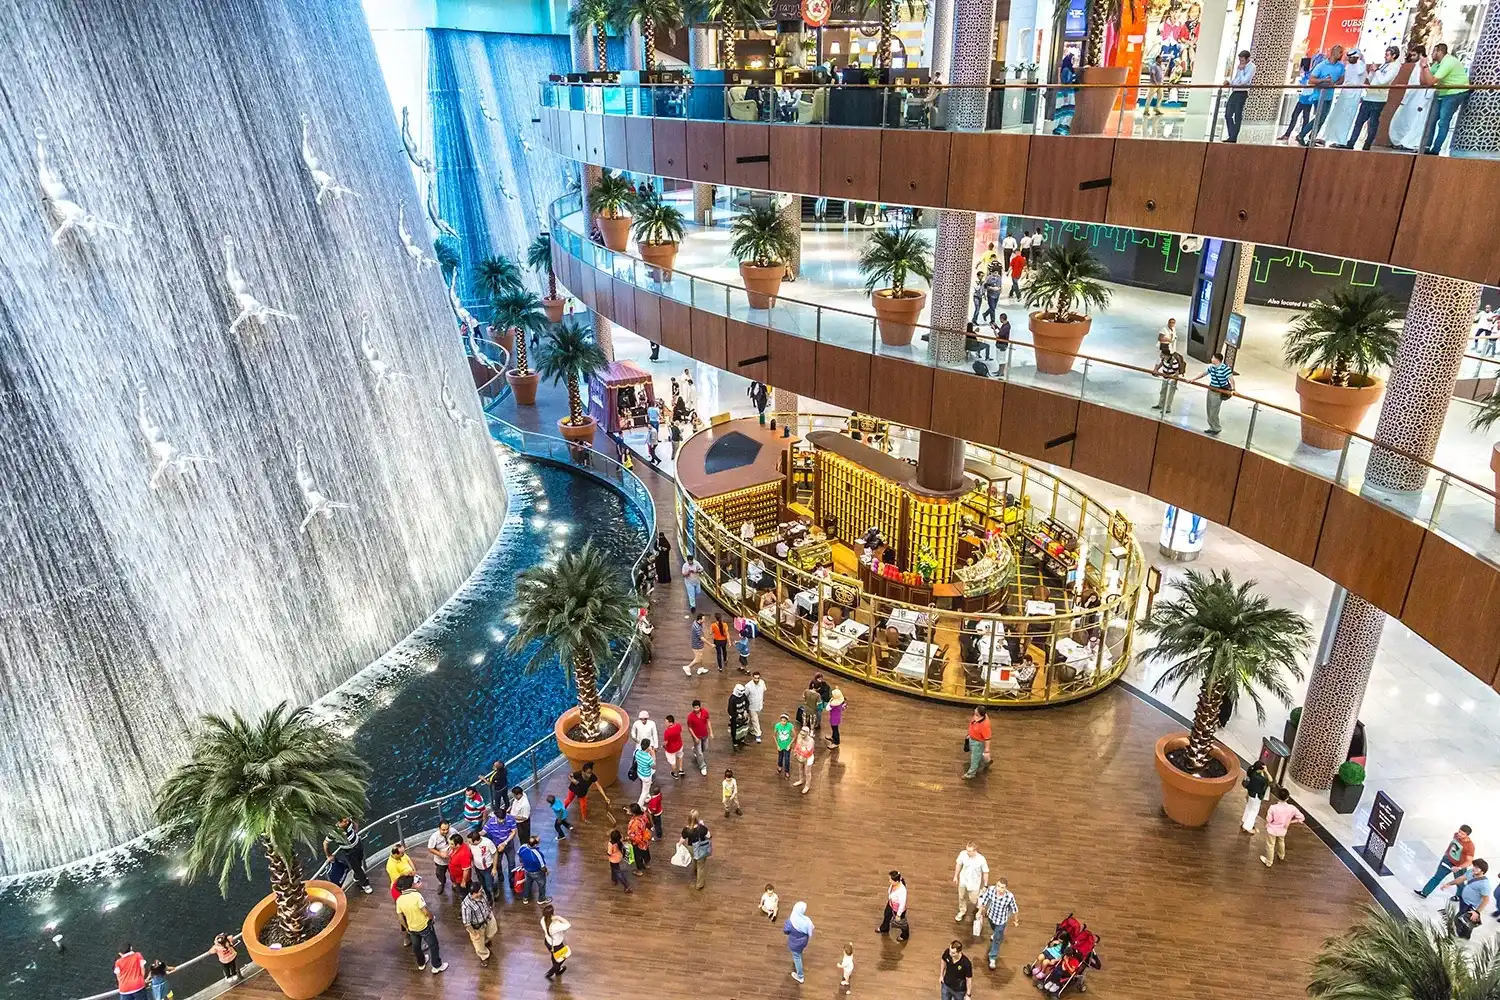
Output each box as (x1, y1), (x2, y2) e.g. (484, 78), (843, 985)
(0, 451), (648, 1000)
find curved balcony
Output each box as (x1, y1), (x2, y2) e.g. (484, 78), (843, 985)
(538, 81), (1500, 288)
(546, 190), (1500, 692)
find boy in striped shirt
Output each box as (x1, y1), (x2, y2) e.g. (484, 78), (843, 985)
(1193, 352), (1236, 435)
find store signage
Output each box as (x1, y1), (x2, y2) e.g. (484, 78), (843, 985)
(1064, 0), (1087, 37)
(1361, 791), (1403, 874)
(802, 0), (832, 27)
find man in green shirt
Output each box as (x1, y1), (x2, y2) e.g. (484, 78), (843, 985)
(774, 713), (795, 779)
(1422, 43), (1470, 155)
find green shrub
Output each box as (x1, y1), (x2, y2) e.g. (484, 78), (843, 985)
(1336, 760), (1365, 785)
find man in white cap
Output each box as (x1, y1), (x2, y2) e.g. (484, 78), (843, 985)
(630, 711), (659, 757)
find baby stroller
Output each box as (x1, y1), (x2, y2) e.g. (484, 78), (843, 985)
(1022, 914), (1102, 994)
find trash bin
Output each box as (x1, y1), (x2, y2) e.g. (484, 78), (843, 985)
(1260, 736), (1291, 788)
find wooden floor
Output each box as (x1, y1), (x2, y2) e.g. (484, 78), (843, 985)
(240, 393), (1372, 1000)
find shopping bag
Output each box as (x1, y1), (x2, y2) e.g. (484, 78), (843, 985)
(551, 944), (571, 963)
(672, 843), (693, 867)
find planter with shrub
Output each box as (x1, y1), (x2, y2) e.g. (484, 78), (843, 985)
(538, 317), (608, 441)
(1023, 245), (1112, 375)
(1284, 289), (1400, 450)
(730, 203), (797, 309)
(590, 171), (638, 252)
(859, 226), (932, 347)
(527, 232), (567, 322)
(1329, 760), (1365, 814)
(632, 189), (687, 277)
(1283, 706), (1301, 749)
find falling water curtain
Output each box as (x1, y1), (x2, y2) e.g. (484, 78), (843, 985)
(426, 30), (624, 317)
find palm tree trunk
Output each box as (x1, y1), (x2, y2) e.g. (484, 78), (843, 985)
(1184, 681), (1223, 773)
(596, 30), (609, 72)
(723, 12), (738, 68)
(879, 0), (894, 69)
(546, 266), (557, 301)
(514, 330), (529, 375)
(265, 841), (309, 945)
(1409, 0), (1439, 47)
(567, 376), (585, 424)
(575, 652), (602, 737)
(1085, 0), (1108, 66)
(644, 19), (656, 72)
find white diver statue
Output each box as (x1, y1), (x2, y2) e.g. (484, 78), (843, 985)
(35, 130), (130, 245)
(425, 175), (460, 240)
(479, 100), (501, 124)
(295, 441), (356, 533)
(359, 312), (413, 392)
(440, 373), (479, 429)
(447, 270), (480, 332)
(300, 114), (358, 205)
(137, 384), (215, 489)
(398, 204), (437, 269)
(223, 235), (296, 335)
(400, 106), (433, 172)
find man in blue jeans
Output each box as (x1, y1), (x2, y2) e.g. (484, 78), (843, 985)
(518, 835), (550, 903)
(1298, 46), (1345, 145)
(1422, 43), (1470, 154)
(978, 879), (1019, 969)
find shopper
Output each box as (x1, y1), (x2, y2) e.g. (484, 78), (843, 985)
(461, 883), (497, 965)
(114, 946), (148, 1000)
(427, 820), (454, 893)
(654, 532), (672, 583)
(510, 786), (532, 845)
(483, 807), (519, 900)
(826, 688), (847, 748)
(682, 555), (704, 615)
(519, 835), (550, 903)
(687, 699), (713, 775)
(1343, 46), (1401, 150)
(838, 942), (856, 993)
(1320, 49), (1365, 146)
(685, 810), (713, 889)
(745, 671), (767, 741)
(447, 832), (474, 894)
(630, 710), (660, 756)
(1440, 859), (1491, 927)
(1223, 50), (1255, 141)
(210, 934), (239, 981)
(722, 768), (743, 817)
(1151, 343), (1186, 414)
(1192, 352), (1235, 436)
(547, 794), (571, 840)
(540, 902), (572, 979)
(461, 785), (487, 827)
(710, 614), (731, 671)
(1417, 823), (1476, 897)
(627, 804), (654, 874)
(735, 625), (752, 672)
(1145, 53), (1168, 115)
(953, 841), (990, 931)
(1156, 317), (1179, 353)
(606, 829), (634, 893)
(633, 738), (656, 807)
(876, 870), (910, 941)
(970, 268), (985, 324)
(482, 759), (510, 814)
(327, 817), (373, 894)
(385, 842), (416, 893)
(982, 267), (1003, 324)
(669, 420), (684, 460)
(940, 940), (973, 1000)
(784, 901), (815, 983)
(563, 761), (611, 822)
(977, 879), (1019, 969)
(395, 874), (448, 974)
(661, 713), (686, 778)
(1422, 42), (1471, 154)
(146, 959), (173, 1000)
(467, 828), (499, 903)
(1298, 45), (1346, 146)
(683, 614), (708, 676)
(774, 712), (795, 778)
(1240, 760), (1270, 833)
(646, 781), (665, 839)
(792, 724), (817, 794)
(1007, 250), (1024, 299)
(1279, 59), (1316, 142)
(1261, 786), (1306, 867)
(963, 706), (992, 779)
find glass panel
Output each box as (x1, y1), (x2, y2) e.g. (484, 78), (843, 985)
(817, 306), (876, 352)
(693, 275), (729, 316)
(1431, 475), (1500, 566)
(1004, 346), (1087, 399)
(1079, 359), (1171, 420)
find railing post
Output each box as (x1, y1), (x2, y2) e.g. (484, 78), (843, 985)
(395, 811), (405, 848)
(1334, 435), (1351, 485)
(531, 746), (540, 787)
(1245, 401), (1259, 446)
(1432, 474), (1450, 527)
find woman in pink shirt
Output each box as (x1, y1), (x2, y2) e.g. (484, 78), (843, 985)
(1261, 787), (1305, 868)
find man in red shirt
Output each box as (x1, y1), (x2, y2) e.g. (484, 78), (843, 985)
(1008, 251), (1025, 300)
(114, 946), (148, 1000)
(662, 713), (686, 779)
(963, 706), (992, 779)
(686, 700), (713, 777)
(447, 832), (474, 894)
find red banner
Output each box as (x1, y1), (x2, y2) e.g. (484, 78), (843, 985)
(801, 0), (831, 27)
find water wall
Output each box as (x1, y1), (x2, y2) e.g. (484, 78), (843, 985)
(0, 0), (505, 874)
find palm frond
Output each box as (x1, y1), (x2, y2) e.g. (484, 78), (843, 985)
(474, 255), (525, 303)
(526, 233), (555, 277)
(632, 189), (687, 245)
(1309, 906), (1489, 1000)
(858, 225), (933, 296)
(589, 170), (639, 219)
(491, 289), (553, 339)
(536, 317), (609, 389)
(1469, 390), (1500, 433)
(1022, 244), (1112, 321)
(1284, 289), (1402, 386)
(569, 0), (613, 32)
(729, 204), (796, 267)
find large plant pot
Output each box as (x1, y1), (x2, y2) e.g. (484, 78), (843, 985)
(639, 241), (680, 278)
(739, 262), (785, 309)
(492, 326), (515, 354)
(506, 369), (539, 405)
(872, 289), (927, 347)
(1153, 733), (1242, 828)
(1028, 313), (1093, 375)
(1329, 775), (1364, 815)
(1294, 370), (1384, 450)
(557, 414), (597, 442)
(242, 881), (349, 1000)
(596, 215), (632, 252)
(1073, 66), (1130, 136)
(542, 297), (566, 323)
(555, 702), (631, 788)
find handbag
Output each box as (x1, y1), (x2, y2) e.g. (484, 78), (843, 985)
(690, 836), (713, 861)
(624, 843), (636, 866)
(627, 759), (638, 782)
(551, 944), (571, 962)
(963, 737), (971, 753)
(672, 843), (693, 867)
(893, 911), (909, 933)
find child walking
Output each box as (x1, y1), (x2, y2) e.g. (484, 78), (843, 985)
(606, 830), (633, 892)
(547, 794), (572, 840)
(646, 782), (664, 840)
(838, 942), (855, 993)
(774, 713), (794, 779)
(760, 883), (780, 920)
(735, 627), (752, 673)
(211, 934), (240, 981)
(722, 768), (743, 817)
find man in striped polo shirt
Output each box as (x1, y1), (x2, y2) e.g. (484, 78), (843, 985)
(1192, 352), (1236, 435)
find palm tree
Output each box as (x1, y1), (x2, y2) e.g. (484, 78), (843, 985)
(526, 232), (559, 301)
(155, 703), (370, 945)
(613, 0), (684, 71)
(859, 226), (933, 297)
(858, 0), (922, 69)
(1283, 289), (1402, 388)
(474, 255), (525, 302)
(1309, 906), (1498, 999)
(537, 318), (609, 427)
(569, 0), (614, 71)
(729, 203), (797, 267)
(692, 0), (770, 68)
(1023, 244), (1113, 322)
(632, 189), (687, 246)
(508, 541), (640, 740)
(1082, 0), (1123, 66)
(491, 289), (551, 376)
(589, 170), (638, 221)
(1141, 569), (1312, 775)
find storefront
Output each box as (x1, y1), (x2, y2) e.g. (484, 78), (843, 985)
(587, 361), (658, 436)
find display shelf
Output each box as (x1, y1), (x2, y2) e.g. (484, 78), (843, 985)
(816, 451), (901, 552)
(909, 495), (961, 584)
(699, 480), (782, 539)
(1024, 515), (1080, 583)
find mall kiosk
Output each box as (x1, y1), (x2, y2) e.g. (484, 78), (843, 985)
(587, 361), (657, 434)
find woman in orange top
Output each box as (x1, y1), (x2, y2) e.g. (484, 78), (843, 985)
(627, 804), (654, 875)
(710, 615), (731, 672)
(964, 706), (992, 779)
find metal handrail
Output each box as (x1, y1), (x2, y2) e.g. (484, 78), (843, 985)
(545, 80), (1500, 94)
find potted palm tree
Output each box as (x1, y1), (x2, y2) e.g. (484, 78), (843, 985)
(1329, 760), (1365, 814)
(492, 289), (552, 405)
(538, 317), (609, 442)
(697, 0), (770, 68)
(860, 226), (932, 347)
(435, 235), (462, 286)
(614, 0), (684, 71)
(1023, 244), (1112, 375)
(474, 255), (526, 353)
(527, 232), (566, 323)
(632, 188), (687, 277)
(590, 171), (638, 252)
(509, 541), (640, 786)
(1074, 0), (1128, 134)
(1284, 288), (1400, 450)
(1310, 907), (1491, 998)
(1141, 569), (1312, 827)
(569, 0), (613, 71)
(156, 704), (370, 1000)
(731, 203), (797, 309)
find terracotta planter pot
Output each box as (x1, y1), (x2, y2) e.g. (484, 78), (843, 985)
(1153, 733), (1242, 827)
(506, 369), (539, 405)
(872, 289), (927, 347)
(596, 215), (632, 252)
(638, 241), (680, 278)
(739, 262), (785, 309)
(1073, 66), (1130, 135)
(557, 414), (597, 442)
(241, 881), (349, 1000)
(555, 702), (631, 788)
(1491, 443), (1500, 531)
(542, 297), (566, 323)
(1028, 313), (1092, 375)
(492, 325), (515, 354)
(1294, 370), (1384, 450)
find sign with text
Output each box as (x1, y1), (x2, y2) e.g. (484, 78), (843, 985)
(1360, 790), (1403, 875)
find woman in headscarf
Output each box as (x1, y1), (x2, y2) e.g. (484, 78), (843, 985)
(783, 901), (815, 983)
(653, 531), (672, 583)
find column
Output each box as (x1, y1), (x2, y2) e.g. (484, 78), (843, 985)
(779, 194), (802, 280)
(771, 387), (800, 415)
(569, 0), (596, 71)
(1288, 588), (1385, 789)
(1364, 274), (1482, 492)
(916, 431), (966, 492)
(1184, 0), (1231, 122)
(1239, 0), (1299, 143)
(689, 27), (716, 69)
(626, 22), (645, 71)
(1229, 242), (1254, 312)
(693, 183), (715, 226)
(1451, 0), (1500, 159)
(929, 0), (955, 81)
